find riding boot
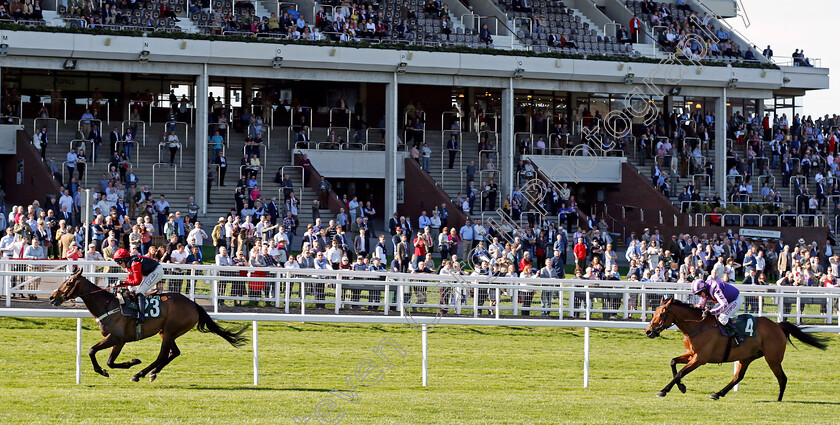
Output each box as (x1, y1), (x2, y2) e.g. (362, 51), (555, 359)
(137, 293), (146, 323)
(724, 322), (744, 346)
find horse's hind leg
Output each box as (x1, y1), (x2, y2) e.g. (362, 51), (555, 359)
(670, 353), (692, 394)
(711, 358), (755, 400)
(766, 358), (787, 401)
(106, 343), (142, 369)
(149, 340), (181, 383)
(131, 336), (173, 382)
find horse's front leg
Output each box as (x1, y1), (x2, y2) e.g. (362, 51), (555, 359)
(658, 357), (702, 397)
(106, 342), (142, 369)
(89, 335), (121, 377)
(670, 353), (693, 394)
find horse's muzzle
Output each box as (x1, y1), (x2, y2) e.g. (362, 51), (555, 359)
(49, 293), (61, 306)
(646, 329), (659, 339)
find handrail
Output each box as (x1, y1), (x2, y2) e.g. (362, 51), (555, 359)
(84, 98), (111, 124)
(115, 141), (139, 167)
(121, 120), (147, 147)
(32, 118), (58, 144)
(157, 138), (183, 167)
(459, 13), (531, 49)
(329, 107), (351, 129)
(248, 123), (270, 150)
(240, 165), (265, 190)
(61, 160), (88, 188)
(163, 121), (190, 148)
(209, 122), (230, 149)
(151, 163), (177, 190)
(243, 144), (269, 169)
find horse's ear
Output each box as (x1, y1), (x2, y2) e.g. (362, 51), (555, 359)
(73, 268), (83, 277)
(660, 296), (667, 305)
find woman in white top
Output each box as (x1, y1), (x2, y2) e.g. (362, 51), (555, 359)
(646, 240), (661, 270)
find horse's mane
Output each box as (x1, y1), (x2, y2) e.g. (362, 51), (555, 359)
(668, 298), (703, 312)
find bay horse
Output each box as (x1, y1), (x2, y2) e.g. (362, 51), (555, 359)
(49, 268), (248, 382)
(645, 297), (827, 401)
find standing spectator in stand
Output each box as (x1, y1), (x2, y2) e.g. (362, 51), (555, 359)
(420, 142), (432, 173)
(629, 14), (642, 44)
(166, 130), (181, 165)
(573, 237), (587, 270)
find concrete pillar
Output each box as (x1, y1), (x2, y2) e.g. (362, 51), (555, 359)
(243, 79), (253, 114)
(501, 80), (515, 200)
(715, 88), (727, 203)
(196, 65), (209, 214)
(384, 75), (398, 217)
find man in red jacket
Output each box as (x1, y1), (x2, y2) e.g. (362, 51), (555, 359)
(114, 248), (164, 322)
(629, 15), (642, 44)
(573, 237), (587, 270)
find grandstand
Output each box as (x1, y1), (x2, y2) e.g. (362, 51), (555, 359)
(0, 0), (834, 289)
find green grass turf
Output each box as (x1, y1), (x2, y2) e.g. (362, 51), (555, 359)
(0, 317), (838, 424)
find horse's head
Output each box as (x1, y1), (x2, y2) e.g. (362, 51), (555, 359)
(49, 269), (86, 306)
(645, 297), (674, 339)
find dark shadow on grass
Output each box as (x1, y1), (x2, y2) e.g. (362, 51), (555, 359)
(186, 385), (333, 392)
(757, 400), (840, 406)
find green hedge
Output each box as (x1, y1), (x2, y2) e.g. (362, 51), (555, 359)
(0, 23), (779, 70)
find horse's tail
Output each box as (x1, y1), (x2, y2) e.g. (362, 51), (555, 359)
(777, 321), (828, 350)
(194, 303), (250, 348)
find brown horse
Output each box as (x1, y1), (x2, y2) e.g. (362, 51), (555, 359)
(645, 297), (827, 401)
(49, 269), (248, 382)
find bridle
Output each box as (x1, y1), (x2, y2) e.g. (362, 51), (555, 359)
(57, 274), (121, 300)
(649, 302), (673, 334)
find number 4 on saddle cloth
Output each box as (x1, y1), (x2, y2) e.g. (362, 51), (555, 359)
(117, 289), (163, 319)
(720, 314), (756, 339)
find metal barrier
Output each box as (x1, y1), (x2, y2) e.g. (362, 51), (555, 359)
(61, 161), (88, 188)
(364, 127), (385, 151)
(209, 122), (230, 148)
(115, 141), (139, 167)
(240, 165), (264, 189)
(288, 125), (312, 150)
(157, 138), (183, 167)
(162, 121), (190, 148)
(151, 163), (177, 190)
(122, 120), (147, 146)
(248, 122), (271, 149)
(85, 99), (110, 124)
(33, 117), (59, 143)
(329, 107), (351, 128)
(243, 144), (269, 169)
(324, 126), (352, 150)
(790, 176), (807, 197)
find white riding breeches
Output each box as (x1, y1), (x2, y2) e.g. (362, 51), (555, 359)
(132, 265), (164, 295)
(716, 294), (744, 325)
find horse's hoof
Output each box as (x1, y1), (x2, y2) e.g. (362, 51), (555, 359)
(656, 391), (667, 398)
(129, 376), (139, 382)
(710, 393), (720, 400)
(131, 358), (141, 366)
(678, 384), (687, 394)
(149, 373), (157, 383)
(97, 369), (109, 378)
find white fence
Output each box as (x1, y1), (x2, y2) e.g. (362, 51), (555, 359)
(1, 259), (839, 387)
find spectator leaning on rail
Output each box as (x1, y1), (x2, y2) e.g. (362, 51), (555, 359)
(691, 277), (745, 346)
(113, 248), (164, 322)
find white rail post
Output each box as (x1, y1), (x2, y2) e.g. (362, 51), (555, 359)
(584, 286), (590, 388)
(212, 270), (218, 314)
(76, 317), (82, 385)
(252, 321), (259, 386)
(4, 263), (10, 307)
(421, 324), (428, 387)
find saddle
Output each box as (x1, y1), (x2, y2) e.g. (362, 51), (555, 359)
(117, 289), (162, 318)
(717, 314), (756, 339)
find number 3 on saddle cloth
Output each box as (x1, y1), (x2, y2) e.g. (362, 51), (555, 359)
(720, 314), (756, 339)
(117, 289), (163, 320)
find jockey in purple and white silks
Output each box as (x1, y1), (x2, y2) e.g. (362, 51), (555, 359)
(691, 278), (746, 345)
